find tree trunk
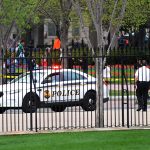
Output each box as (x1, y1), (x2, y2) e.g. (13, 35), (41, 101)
(59, 0), (72, 69)
(60, 18), (70, 68)
(96, 25), (104, 128)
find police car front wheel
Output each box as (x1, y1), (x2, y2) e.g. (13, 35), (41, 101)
(22, 92), (40, 113)
(82, 91), (96, 111)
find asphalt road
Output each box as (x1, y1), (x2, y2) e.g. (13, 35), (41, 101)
(0, 98), (150, 133)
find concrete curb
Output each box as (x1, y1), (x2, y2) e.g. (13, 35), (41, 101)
(0, 127), (150, 136)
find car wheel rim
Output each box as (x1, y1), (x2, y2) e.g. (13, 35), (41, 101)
(28, 98), (36, 109)
(88, 98), (95, 107)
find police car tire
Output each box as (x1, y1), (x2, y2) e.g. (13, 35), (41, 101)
(22, 92), (40, 113)
(0, 108), (5, 114)
(82, 91), (96, 111)
(51, 105), (66, 112)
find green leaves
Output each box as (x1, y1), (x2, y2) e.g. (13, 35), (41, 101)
(0, 0), (41, 31)
(122, 0), (150, 30)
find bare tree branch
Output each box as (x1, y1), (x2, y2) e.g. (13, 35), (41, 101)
(71, 0), (94, 51)
(107, 0), (127, 52)
(86, 0), (98, 30)
(107, 0), (119, 35)
(5, 21), (16, 48)
(104, 0), (127, 64)
(37, 8), (59, 26)
(0, 0), (3, 6)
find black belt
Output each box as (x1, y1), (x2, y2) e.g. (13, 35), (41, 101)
(137, 81), (150, 83)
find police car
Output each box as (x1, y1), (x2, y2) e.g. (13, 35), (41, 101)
(0, 68), (109, 113)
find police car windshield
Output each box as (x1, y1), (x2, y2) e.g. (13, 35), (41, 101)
(10, 72), (45, 83)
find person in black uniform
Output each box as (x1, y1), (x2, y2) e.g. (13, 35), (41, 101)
(79, 52), (88, 74)
(135, 60), (150, 111)
(67, 53), (74, 69)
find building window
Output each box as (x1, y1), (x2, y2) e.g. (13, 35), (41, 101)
(13, 34), (17, 39)
(72, 27), (80, 37)
(48, 23), (56, 36)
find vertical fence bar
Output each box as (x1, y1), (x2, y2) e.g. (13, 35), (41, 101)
(121, 52), (125, 127)
(29, 47), (33, 131)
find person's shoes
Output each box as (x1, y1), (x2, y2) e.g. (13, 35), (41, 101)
(137, 107), (142, 111)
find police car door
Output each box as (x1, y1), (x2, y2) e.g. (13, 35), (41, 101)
(61, 70), (86, 102)
(41, 70), (79, 103)
(40, 72), (64, 103)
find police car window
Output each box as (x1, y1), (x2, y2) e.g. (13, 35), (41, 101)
(44, 73), (62, 83)
(51, 74), (61, 82)
(63, 71), (86, 81)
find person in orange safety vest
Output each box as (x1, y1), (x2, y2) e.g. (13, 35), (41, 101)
(53, 36), (61, 50)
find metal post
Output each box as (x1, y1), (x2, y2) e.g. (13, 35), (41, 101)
(121, 58), (124, 127)
(29, 48), (33, 131)
(121, 53), (129, 128)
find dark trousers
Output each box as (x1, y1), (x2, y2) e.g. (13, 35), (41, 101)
(136, 81), (150, 109)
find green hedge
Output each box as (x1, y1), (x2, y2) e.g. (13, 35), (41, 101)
(3, 47), (150, 66)
(106, 48), (150, 65)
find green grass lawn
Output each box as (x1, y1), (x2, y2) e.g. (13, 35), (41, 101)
(110, 90), (135, 96)
(0, 130), (150, 150)
(87, 65), (135, 84)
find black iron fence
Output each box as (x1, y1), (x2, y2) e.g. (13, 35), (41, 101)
(0, 47), (150, 133)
